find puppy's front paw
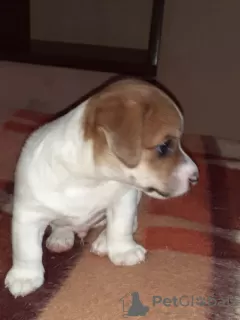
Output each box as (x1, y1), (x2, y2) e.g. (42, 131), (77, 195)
(5, 267), (44, 297)
(109, 242), (147, 266)
(46, 228), (74, 253)
(91, 230), (108, 256)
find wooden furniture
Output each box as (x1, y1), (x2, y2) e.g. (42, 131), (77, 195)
(0, 0), (165, 79)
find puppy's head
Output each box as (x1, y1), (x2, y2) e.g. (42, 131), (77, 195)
(83, 78), (198, 199)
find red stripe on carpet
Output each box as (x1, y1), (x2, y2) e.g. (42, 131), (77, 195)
(148, 192), (211, 225)
(3, 121), (37, 133)
(145, 226), (240, 259)
(145, 227), (212, 256)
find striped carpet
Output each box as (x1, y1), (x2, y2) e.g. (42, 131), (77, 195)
(0, 104), (240, 319)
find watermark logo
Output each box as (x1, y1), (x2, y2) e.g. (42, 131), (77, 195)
(120, 292), (150, 317)
(120, 292), (239, 317)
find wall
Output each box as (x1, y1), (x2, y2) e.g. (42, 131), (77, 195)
(3, 0), (240, 140)
(157, 0), (240, 140)
(30, 0), (152, 49)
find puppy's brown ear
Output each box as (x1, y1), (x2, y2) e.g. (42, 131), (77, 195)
(89, 94), (143, 168)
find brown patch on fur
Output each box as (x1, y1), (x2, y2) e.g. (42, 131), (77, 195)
(83, 78), (182, 169)
(142, 147), (183, 189)
(140, 96), (183, 188)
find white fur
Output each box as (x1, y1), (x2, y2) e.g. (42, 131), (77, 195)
(5, 99), (198, 297)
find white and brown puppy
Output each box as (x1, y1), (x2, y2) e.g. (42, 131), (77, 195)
(5, 78), (198, 297)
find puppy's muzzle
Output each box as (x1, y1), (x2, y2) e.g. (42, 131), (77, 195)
(189, 171), (199, 185)
(145, 187), (170, 198)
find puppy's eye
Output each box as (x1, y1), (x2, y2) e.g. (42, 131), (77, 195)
(156, 140), (173, 156)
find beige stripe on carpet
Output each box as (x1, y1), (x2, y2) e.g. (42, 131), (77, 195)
(39, 248), (211, 320)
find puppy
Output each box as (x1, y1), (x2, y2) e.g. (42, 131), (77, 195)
(5, 78), (198, 297)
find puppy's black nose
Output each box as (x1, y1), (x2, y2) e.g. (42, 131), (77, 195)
(189, 172), (199, 185)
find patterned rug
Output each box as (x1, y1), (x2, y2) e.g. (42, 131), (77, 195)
(0, 105), (240, 320)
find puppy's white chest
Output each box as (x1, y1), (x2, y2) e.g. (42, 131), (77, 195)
(48, 181), (125, 232)
(50, 180), (126, 219)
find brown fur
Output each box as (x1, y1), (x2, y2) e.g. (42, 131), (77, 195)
(83, 79), (182, 177)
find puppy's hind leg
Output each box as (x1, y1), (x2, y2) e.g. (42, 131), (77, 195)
(46, 225), (75, 253)
(91, 229), (108, 256)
